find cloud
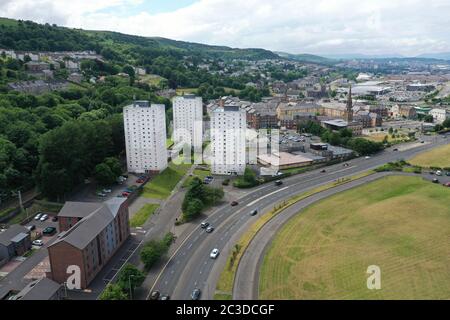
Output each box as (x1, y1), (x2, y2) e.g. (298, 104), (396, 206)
(1, 0), (450, 56)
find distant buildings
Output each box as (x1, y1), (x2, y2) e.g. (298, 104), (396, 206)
(7, 80), (69, 95)
(172, 95), (203, 151)
(429, 108), (450, 124)
(390, 105), (417, 119)
(48, 198), (130, 289)
(123, 101), (168, 174)
(0, 225), (31, 266)
(211, 105), (246, 175)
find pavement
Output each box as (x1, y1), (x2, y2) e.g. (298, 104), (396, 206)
(147, 134), (450, 300)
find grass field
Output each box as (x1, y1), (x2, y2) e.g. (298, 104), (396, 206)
(259, 175), (450, 299)
(182, 168), (211, 187)
(142, 163), (191, 199)
(138, 74), (166, 87)
(409, 143), (450, 168)
(130, 203), (160, 227)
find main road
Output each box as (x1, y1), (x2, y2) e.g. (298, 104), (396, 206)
(149, 134), (450, 300)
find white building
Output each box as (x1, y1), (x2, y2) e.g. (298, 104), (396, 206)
(172, 95), (203, 151)
(429, 108), (450, 124)
(211, 105), (246, 175)
(123, 101), (168, 173)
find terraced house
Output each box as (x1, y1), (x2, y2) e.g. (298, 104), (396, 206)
(47, 198), (130, 289)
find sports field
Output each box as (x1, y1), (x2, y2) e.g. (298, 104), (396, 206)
(409, 143), (450, 168)
(259, 175), (450, 299)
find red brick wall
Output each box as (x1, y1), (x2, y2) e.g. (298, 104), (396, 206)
(48, 242), (87, 289)
(58, 217), (81, 232)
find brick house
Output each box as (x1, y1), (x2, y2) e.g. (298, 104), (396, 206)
(47, 198), (130, 289)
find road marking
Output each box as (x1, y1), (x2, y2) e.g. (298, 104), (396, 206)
(246, 187), (289, 207)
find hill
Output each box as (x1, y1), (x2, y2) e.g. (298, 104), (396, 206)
(275, 51), (336, 65)
(0, 17), (277, 61)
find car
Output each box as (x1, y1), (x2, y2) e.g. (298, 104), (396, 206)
(365, 156), (371, 159)
(160, 295), (170, 300)
(200, 222), (210, 229)
(206, 176), (214, 180)
(39, 214), (49, 222)
(136, 179), (144, 184)
(210, 248), (219, 259)
(230, 201), (239, 206)
(97, 192), (106, 197)
(250, 209), (258, 216)
(436, 171), (442, 176)
(103, 189), (112, 193)
(34, 213), (43, 221)
(52, 216), (58, 222)
(393, 148), (398, 151)
(432, 178), (439, 184)
(429, 171), (435, 175)
(321, 169), (326, 173)
(443, 182), (450, 187)
(206, 226), (214, 233)
(26, 225), (36, 231)
(420, 141), (425, 143)
(122, 191), (131, 197)
(446, 172), (450, 177)
(150, 291), (160, 300)
(191, 289), (201, 300)
(42, 227), (56, 236)
(275, 180), (283, 186)
(343, 163), (350, 167)
(32, 240), (44, 246)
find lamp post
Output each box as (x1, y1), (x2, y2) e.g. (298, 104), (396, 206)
(128, 275), (135, 300)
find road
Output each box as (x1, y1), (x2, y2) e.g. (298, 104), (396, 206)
(149, 134), (450, 300)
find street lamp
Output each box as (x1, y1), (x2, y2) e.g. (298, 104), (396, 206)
(128, 275), (135, 300)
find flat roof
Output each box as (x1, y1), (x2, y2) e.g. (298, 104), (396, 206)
(258, 152), (314, 166)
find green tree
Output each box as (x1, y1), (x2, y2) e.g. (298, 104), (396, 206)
(99, 284), (128, 300)
(116, 264), (145, 294)
(94, 163), (115, 186)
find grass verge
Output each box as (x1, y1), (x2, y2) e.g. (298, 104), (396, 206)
(142, 163), (191, 200)
(213, 170), (375, 300)
(130, 203), (160, 228)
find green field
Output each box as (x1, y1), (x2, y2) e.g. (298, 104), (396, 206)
(183, 168), (211, 187)
(142, 163), (191, 199)
(259, 175), (450, 299)
(130, 203), (160, 227)
(409, 143), (450, 168)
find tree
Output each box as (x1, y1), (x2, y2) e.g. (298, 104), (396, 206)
(117, 264), (145, 294)
(140, 240), (167, 270)
(104, 157), (122, 177)
(99, 284), (128, 300)
(94, 163), (115, 186)
(442, 118), (450, 128)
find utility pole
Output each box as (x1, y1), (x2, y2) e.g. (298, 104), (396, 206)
(18, 190), (24, 212)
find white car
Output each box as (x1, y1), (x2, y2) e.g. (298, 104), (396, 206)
(39, 214), (48, 222)
(436, 170), (442, 176)
(365, 156), (371, 159)
(34, 213), (43, 221)
(103, 189), (112, 193)
(210, 248), (219, 259)
(32, 240), (44, 246)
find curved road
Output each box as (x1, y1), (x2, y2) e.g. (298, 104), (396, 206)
(149, 135), (449, 300)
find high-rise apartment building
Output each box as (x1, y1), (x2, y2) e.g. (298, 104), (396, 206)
(211, 105), (246, 175)
(123, 101), (168, 173)
(172, 95), (203, 151)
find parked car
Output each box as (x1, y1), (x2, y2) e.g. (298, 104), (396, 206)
(343, 163), (350, 167)
(97, 192), (106, 197)
(122, 191), (131, 197)
(103, 189), (112, 193)
(39, 214), (49, 222)
(32, 240), (44, 247)
(201, 222), (209, 229)
(432, 178), (439, 184)
(191, 289), (201, 300)
(160, 295), (170, 300)
(206, 226), (214, 233)
(250, 209), (258, 216)
(436, 170), (442, 176)
(442, 182), (450, 187)
(393, 148), (398, 151)
(34, 213), (43, 221)
(150, 291), (160, 300)
(210, 248), (219, 259)
(230, 201), (239, 206)
(365, 156), (371, 159)
(26, 225), (36, 231)
(446, 172), (450, 176)
(275, 180), (283, 186)
(321, 169), (326, 173)
(136, 179), (144, 184)
(42, 227), (56, 236)
(51, 216), (58, 222)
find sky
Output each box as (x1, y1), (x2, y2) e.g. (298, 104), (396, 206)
(1, 0), (450, 57)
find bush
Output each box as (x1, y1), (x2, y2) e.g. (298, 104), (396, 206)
(140, 233), (174, 270)
(222, 179), (230, 186)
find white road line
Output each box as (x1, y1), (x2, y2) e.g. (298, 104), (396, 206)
(246, 186), (289, 207)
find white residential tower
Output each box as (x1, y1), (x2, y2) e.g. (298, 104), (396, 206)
(123, 101), (168, 173)
(211, 105), (246, 175)
(172, 95), (203, 151)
